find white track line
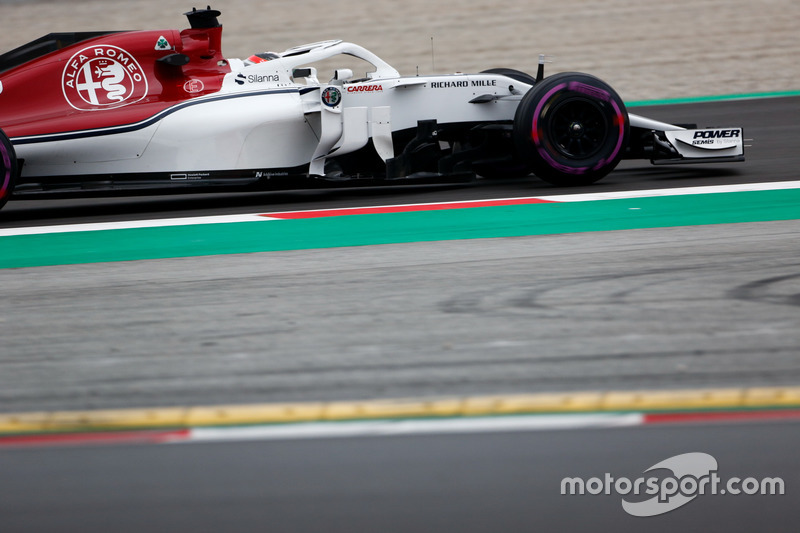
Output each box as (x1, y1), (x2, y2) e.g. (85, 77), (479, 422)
(181, 413), (644, 444)
(536, 180), (800, 203)
(0, 213), (276, 237)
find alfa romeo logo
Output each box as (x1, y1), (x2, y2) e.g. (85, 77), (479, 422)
(62, 45), (148, 110)
(321, 86), (341, 107)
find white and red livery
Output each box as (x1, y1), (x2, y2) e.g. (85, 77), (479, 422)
(0, 7), (744, 210)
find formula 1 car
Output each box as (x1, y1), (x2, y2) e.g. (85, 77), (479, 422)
(0, 7), (744, 211)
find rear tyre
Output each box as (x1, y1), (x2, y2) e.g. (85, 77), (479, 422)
(513, 72), (628, 186)
(0, 128), (17, 211)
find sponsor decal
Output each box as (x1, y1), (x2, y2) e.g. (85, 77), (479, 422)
(155, 36), (171, 51)
(430, 80), (497, 89)
(62, 45), (148, 110)
(346, 84), (383, 93)
(235, 73), (281, 85)
(431, 80), (468, 88)
(691, 129), (740, 145)
(568, 81), (612, 102)
(255, 171), (289, 178)
(183, 79), (205, 94)
(248, 74), (280, 83)
(321, 86), (342, 107)
(170, 172), (210, 181)
(693, 129), (740, 139)
(670, 128), (742, 149)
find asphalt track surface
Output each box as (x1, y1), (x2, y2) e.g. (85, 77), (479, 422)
(0, 420), (797, 533)
(1, 97), (799, 531)
(1, 96), (799, 411)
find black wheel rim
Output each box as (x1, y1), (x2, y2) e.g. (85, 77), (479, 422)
(547, 97), (609, 159)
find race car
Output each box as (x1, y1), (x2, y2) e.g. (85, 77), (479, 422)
(0, 6), (745, 211)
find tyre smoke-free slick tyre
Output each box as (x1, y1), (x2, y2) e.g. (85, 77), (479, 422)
(513, 72), (629, 186)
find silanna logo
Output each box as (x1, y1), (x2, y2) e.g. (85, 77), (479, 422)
(62, 45), (148, 110)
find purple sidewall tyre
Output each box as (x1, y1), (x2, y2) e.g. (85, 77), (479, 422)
(513, 72), (629, 186)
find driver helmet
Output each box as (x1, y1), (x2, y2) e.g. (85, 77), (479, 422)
(247, 52), (279, 64)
